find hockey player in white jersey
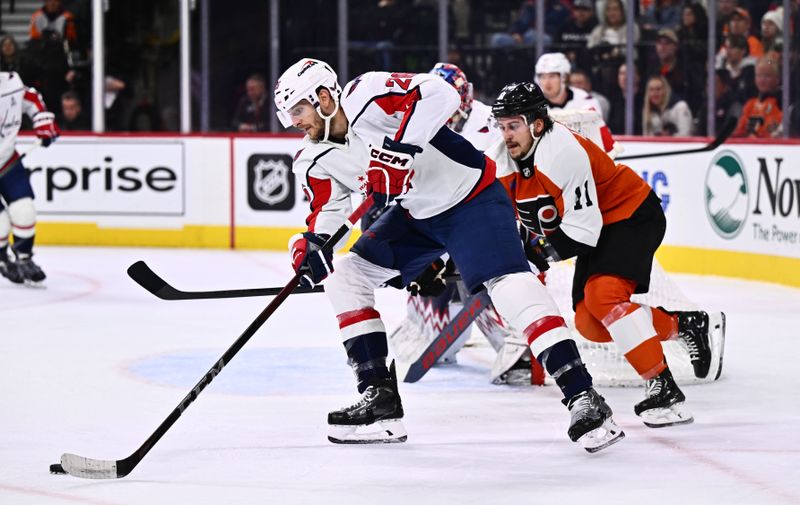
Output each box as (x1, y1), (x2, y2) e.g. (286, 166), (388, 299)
(275, 58), (624, 452)
(0, 71), (60, 285)
(534, 52), (619, 155)
(389, 62), (532, 385)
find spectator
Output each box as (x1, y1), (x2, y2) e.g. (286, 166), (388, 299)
(677, 2), (709, 63)
(716, 0), (738, 49)
(695, 68), (744, 135)
(0, 35), (38, 82)
(760, 8), (784, 54)
(651, 28), (704, 110)
(349, 0), (411, 70)
(29, 0), (78, 45)
(608, 63), (644, 134)
(569, 69), (610, 121)
(59, 90), (89, 130)
(586, 0), (640, 95)
(789, 102), (800, 137)
(640, 0), (682, 33)
(489, 0), (572, 48)
(232, 73), (268, 133)
(733, 58), (783, 138)
(555, 0), (598, 73)
(727, 7), (764, 58)
(718, 34), (757, 102)
(642, 75), (694, 136)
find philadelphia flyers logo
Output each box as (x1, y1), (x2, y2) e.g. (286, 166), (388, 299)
(517, 195), (561, 235)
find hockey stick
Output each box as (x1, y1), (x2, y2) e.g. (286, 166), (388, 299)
(616, 115), (736, 161)
(127, 261), (325, 299)
(128, 261), (462, 301)
(50, 195), (376, 479)
(401, 289), (492, 383)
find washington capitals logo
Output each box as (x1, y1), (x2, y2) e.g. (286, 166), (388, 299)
(297, 60), (318, 76)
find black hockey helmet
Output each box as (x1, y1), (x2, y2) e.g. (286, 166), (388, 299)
(491, 82), (548, 121)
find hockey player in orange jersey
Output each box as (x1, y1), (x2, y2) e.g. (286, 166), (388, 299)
(488, 82), (724, 427)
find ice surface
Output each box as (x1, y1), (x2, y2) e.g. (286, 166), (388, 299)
(1, 247), (798, 504)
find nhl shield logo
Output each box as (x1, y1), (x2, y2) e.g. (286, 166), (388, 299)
(247, 154), (295, 210)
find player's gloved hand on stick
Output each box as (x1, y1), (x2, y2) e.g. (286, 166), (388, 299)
(289, 232), (333, 288)
(407, 258), (452, 297)
(32, 111), (60, 147)
(366, 137), (420, 208)
(519, 224), (551, 277)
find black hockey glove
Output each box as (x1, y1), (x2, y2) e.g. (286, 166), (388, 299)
(519, 224), (553, 274)
(407, 258), (452, 297)
(290, 232), (333, 288)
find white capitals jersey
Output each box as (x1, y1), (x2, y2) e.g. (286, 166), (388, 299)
(0, 72), (47, 171)
(292, 71), (496, 241)
(454, 99), (501, 152)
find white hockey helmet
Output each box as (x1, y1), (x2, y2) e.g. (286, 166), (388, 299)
(534, 52), (571, 83)
(274, 58), (342, 129)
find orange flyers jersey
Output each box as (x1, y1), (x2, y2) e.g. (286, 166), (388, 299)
(487, 122), (651, 247)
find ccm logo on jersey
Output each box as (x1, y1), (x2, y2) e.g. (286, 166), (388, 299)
(369, 148), (410, 167)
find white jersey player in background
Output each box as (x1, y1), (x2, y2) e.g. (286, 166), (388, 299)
(389, 63), (534, 385)
(275, 58), (624, 452)
(0, 71), (60, 286)
(534, 52), (620, 157)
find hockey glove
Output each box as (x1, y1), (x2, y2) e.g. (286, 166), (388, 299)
(366, 137), (420, 208)
(407, 258), (453, 297)
(519, 224), (554, 276)
(290, 232), (334, 288)
(32, 111), (60, 147)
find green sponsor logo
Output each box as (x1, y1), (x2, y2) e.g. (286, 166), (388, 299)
(705, 150), (749, 239)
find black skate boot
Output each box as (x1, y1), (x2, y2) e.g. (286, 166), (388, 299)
(328, 362), (407, 444)
(564, 388), (625, 453)
(634, 367), (693, 428)
(0, 248), (24, 284)
(14, 253), (46, 285)
(675, 311), (711, 379)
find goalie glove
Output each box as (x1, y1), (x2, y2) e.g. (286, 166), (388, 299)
(289, 232), (334, 288)
(407, 258), (453, 297)
(366, 137), (421, 208)
(32, 111), (60, 147)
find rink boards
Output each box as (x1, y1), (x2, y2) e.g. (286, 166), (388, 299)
(18, 133), (800, 286)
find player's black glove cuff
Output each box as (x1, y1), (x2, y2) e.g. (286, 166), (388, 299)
(519, 224), (554, 272)
(407, 258), (452, 297)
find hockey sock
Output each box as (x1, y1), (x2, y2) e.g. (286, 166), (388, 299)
(343, 332), (391, 393)
(537, 339), (593, 402)
(574, 301), (612, 343)
(652, 306), (679, 341)
(12, 235), (34, 257)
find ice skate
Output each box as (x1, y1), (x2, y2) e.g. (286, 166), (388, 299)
(564, 388), (625, 453)
(328, 363), (407, 444)
(0, 252), (24, 284)
(672, 310), (712, 379)
(634, 368), (693, 428)
(15, 254), (46, 287)
(491, 343), (531, 385)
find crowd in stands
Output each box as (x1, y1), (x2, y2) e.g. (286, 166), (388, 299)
(2, 0), (798, 137)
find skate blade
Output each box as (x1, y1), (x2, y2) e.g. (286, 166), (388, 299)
(708, 312), (726, 381)
(578, 418), (625, 453)
(328, 418), (407, 444)
(23, 279), (47, 289)
(492, 368), (531, 386)
(640, 402), (694, 428)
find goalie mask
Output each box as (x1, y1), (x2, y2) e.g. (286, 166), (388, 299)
(430, 62), (474, 121)
(274, 58), (342, 141)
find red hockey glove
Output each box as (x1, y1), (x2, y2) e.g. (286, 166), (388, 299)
(366, 137), (419, 208)
(33, 111), (60, 147)
(289, 232), (333, 288)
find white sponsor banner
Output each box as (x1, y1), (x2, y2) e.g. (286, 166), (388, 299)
(623, 141), (800, 259)
(22, 138), (185, 216)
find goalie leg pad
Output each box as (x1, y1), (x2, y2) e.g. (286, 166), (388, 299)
(0, 208), (10, 247)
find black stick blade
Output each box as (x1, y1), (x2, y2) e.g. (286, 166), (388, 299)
(127, 261), (170, 297)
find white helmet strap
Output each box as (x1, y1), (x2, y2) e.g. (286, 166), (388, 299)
(316, 91), (340, 143)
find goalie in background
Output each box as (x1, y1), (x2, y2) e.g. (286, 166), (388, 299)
(0, 71), (60, 286)
(488, 82), (725, 428)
